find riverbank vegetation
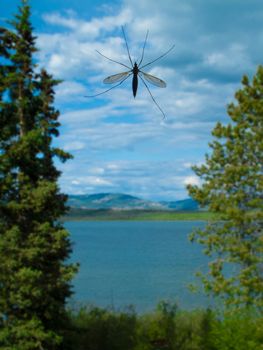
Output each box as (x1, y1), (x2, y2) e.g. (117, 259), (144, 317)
(63, 302), (263, 350)
(63, 208), (219, 221)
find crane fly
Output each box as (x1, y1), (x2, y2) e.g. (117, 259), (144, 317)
(85, 27), (175, 119)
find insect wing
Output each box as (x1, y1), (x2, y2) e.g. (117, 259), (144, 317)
(103, 72), (130, 84)
(141, 72), (166, 88)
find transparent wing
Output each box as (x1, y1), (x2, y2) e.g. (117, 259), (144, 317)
(141, 72), (166, 88)
(103, 72), (130, 84)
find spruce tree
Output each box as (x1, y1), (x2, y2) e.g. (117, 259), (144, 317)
(0, 1), (77, 348)
(188, 66), (263, 311)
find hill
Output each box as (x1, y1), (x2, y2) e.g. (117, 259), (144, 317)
(161, 198), (199, 211)
(67, 193), (198, 211)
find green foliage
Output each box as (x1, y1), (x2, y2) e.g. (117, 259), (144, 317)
(188, 66), (263, 311)
(135, 302), (203, 350)
(64, 305), (137, 350)
(64, 303), (263, 350)
(211, 311), (263, 350)
(0, 1), (77, 348)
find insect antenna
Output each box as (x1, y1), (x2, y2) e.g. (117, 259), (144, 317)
(139, 74), (166, 119)
(140, 44), (175, 69)
(85, 73), (132, 98)
(121, 26), (133, 66)
(95, 50), (131, 69)
(138, 30), (149, 67)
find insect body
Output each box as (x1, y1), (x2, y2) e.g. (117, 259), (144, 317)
(86, 27), (174, 119)
(103, 62), (166, 98)
(132, 62), (139, 97)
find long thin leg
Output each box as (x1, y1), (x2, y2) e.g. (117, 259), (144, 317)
(140, 45), (175, 70)
(138, 30), (149, 67)
(96, 50), (131, 69)
(85, 73), (132, 98)
(139, 74), (166, 119)
(122, 26), (133, 67)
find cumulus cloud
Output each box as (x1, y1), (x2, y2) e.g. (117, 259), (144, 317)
(58, 159), (204, 200)
(70, 176), (113, 187)
(43, 8), (132, 38)
(55, 81), (87, 102)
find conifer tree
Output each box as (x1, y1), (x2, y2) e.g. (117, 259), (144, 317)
(188, 66), (263, 311)
(0, 1), (77, 348)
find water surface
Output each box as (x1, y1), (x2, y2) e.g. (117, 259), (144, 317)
(66, 221), (212, 312)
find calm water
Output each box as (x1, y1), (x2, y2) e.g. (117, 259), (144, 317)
(66, 221), (213, 312)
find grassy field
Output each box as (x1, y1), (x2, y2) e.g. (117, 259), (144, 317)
(63, 208), (219, 221)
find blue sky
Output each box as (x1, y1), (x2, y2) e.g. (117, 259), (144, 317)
(2, 0), (263, 200)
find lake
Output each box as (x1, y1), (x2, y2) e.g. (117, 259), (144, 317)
(66, 221), (213, 312)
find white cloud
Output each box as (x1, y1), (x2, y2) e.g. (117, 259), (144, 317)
(55, 81), (87, 101)
(89, 177), (113, 186)
(183, 176), (200, 187)
(205, 44), (250, 71)
(43, 8), (132, 38)
(89, 167), (105, 175)
(43, 13), (79, 29)
(69, 176), (113, 187)
(71, 180), (80, 185)
(57, 159), (204, 200)
(64, 141), (86, 151)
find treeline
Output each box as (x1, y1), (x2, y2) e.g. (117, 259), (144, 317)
(63, 303), (262, 350)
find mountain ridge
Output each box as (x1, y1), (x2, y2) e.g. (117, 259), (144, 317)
(67, 193), (199, 211)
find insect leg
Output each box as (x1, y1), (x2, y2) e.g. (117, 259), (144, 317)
(138, 30), (149, 67)
(96, 50), (131, 69)
(139, 74), (166, 119)
(85, 73), (132, 98)
(121, 26), (133, 67)
(140, 45), (175, 69)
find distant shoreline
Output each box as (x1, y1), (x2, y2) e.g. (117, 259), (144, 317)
(62, 209), (218, 221)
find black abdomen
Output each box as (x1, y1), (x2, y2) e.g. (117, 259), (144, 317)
(132, 74), (138, 98)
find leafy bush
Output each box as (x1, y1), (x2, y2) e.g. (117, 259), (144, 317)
(211, 311), (263, 350)
(63, 305), (137, 350)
